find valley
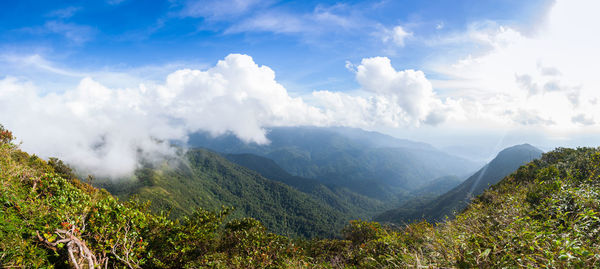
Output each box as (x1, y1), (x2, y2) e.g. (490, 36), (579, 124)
(2, 124), (599, 267)
(1, 1), (597, 267)
(94, 127), (541, 239)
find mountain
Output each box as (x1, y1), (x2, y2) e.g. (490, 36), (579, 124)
(224, 153), (386, 219)
(96, 148), (354, 238)
(188, 126), (480, 201)
(4, 123), (600, 267)
(412, 175), (463, 196)
(375, 144), (543, 223)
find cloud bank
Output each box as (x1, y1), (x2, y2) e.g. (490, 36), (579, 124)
(430, 0), (600, 134)
(313, 56), (445, 127)
(0, 54), (440, 177)
(2, 0), (598, 178)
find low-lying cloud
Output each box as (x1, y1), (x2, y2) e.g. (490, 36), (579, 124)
(0, 54), (443, 178)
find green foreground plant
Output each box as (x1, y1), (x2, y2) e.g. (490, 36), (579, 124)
(1, 124), (599, 268)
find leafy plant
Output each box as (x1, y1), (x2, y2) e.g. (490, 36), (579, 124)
(2, 124), (600, 268)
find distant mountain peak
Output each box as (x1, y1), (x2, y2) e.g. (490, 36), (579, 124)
(493, 143), (543, 163)
(375, 143), (544, 224)
(188, 126), (480, 200)
(498, 143), (541, 152)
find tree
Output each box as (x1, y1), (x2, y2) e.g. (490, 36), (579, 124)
(0, 124), (14, 144)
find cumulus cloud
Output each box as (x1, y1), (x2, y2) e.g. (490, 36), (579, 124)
(0, 53), (445, 177)
(356, 57), (439, 121)
(154, 54), (326, 143)
(0, 76), (183, 178)
(313, 56), (446, 127)
(0, 54), (332, 177)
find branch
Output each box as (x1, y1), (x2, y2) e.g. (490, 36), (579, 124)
(37, 227), (97, 269)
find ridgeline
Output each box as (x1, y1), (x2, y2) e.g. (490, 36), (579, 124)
(1, 125), (599, 268)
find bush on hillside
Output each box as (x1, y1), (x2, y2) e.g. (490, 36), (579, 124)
(1, 123), (600, 268)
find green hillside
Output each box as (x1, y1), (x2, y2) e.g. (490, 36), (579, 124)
(412, 175), (463, 196)
(3, 124), (600, 268)
(188, 126), (480, 201)
(96, 148), (353, 238)
(376, 144), (543, 223)
(225, 153), (386, 219)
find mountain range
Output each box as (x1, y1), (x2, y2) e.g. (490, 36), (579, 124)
(96, 127), (542, 237)
(4, 122), (598, 267)
(96, 148), (358, 238)
(188, 126), (481, 201)
(375, 143), (543, 223)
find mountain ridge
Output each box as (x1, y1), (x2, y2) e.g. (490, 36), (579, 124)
(375, 143), (543, 223)
(3, 123), (600, 267)
(96, 148), (354, 238)
(224, 152), (387, 218)
(188, 126), (480, 201)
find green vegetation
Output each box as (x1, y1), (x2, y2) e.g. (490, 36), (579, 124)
(376, 144), (543, 224)
(188, 126), (479, 201)
(2, 124), (600, 267)
(96, 148), (355, 238)
(225, 153), (386, 219)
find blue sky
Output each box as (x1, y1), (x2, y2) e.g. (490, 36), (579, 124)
(0, 0), (552, 92)
(1, 0), (599, 176)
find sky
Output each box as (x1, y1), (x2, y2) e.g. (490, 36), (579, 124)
(1, 0), (599, 176)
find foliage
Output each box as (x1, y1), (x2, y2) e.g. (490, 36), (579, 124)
(225, 152), (386, 220)
(0, 124), (14, 144)
(376, 144), (543, 224)
(96, 149), (356, 238)
(2, 124), (600, 267)
(188, 126), (479, 201)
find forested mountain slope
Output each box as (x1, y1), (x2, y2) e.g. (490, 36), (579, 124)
(376, 144), (543, 223)
(225, 153), (386, 219)
(2, 124), (600, 268)
(189, 126), (480, 200)
(96, 148), (353, 238)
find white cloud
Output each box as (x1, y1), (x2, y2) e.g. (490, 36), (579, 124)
(0, 54), (443, 177)
(344, 60), (356, 72)
(46, 7), (81, 19)
(382, 25), (412, 46)
(155, 54), (327, 142)
(572, 114), (595, 126)
(180, 0), (264, 19)
(0, 76), (182, 178)
(224, 4), (360, 35)
(429, 0), (600, 133)
(356, 57), (440, 122)
(46, 21), (94, 44)
(313, 56), (446, 127)
(107, 0), (127, 5)
(226, 11), (306, 34)
(19, 20), (95, 45)
(0, 54), (326, 177)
